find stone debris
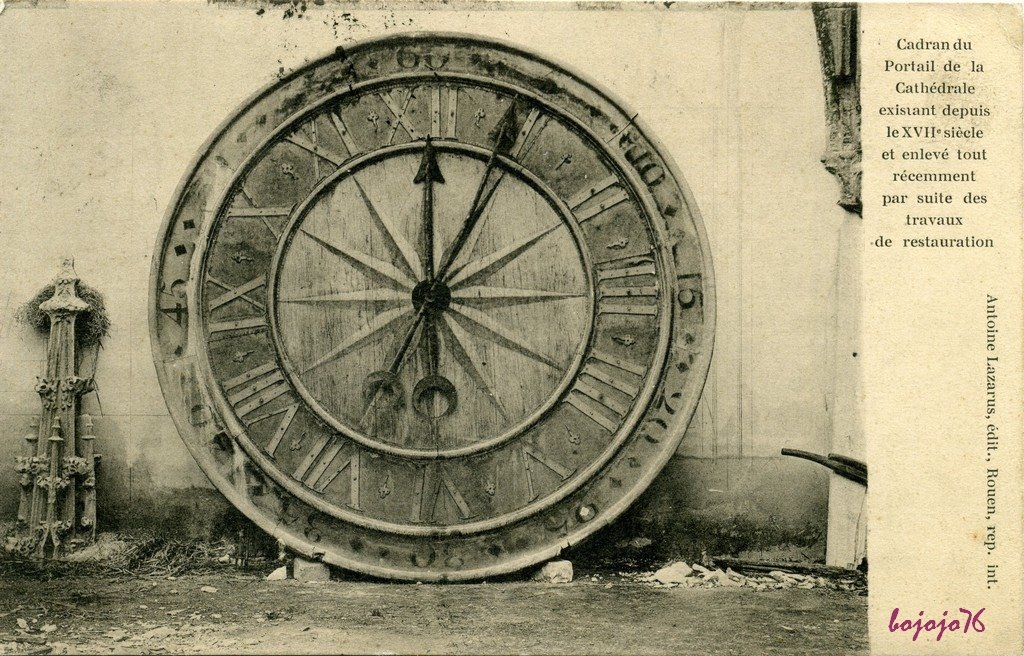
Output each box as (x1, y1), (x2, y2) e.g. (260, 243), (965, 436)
(532, 560), (573, 583)
(293, 557), (331, 582)
(266, 565), (289, 581)
(622, 561), (863, 592)
(652, 561), (692, 584)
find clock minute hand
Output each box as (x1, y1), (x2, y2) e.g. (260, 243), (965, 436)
(434, 101), (520, 283)
(414, 136), (444, 281)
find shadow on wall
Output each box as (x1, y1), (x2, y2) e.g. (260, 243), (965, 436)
(81, 453), (828, 569)
(569, 456), (829, 568)
(96, 485), (279, 560)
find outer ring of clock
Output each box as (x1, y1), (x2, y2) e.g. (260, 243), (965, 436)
(150, 32), (716, 581)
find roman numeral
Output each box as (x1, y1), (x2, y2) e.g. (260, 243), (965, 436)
(568, 174), (631, 223)
(410, 466), (474, 523)
(507, 108), (548, 160)
(223, 362), (291, 419)
(245, 403), (299, 456)
(206, 273), (269, 338)
(292, 436), (361, 507)
(208, 316), (268, 336)
(523, 447), (575, 501)
(445, 86), (459, 138)
(208, 275), (266, 312)
(225, 202), (292, 239)
(284, 121), (346, 171)
(225, 206), (293, 220)
(329, 110), (362, 157)
(378, 89), (419, 144)
(429, 86), (442, 137)
(596, 256), (659, 316)
(586, 349), (645, 394)
(565, 349), (645, 432)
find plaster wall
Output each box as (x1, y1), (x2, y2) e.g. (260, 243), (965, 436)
(0, 3), (858, 560)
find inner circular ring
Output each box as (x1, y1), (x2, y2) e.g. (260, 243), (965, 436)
(267, 141), (596, 459)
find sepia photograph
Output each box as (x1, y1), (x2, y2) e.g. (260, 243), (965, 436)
(0, 2), (873, 653)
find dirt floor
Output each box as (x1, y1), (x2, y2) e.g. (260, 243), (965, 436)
(0, 562), (867, 655)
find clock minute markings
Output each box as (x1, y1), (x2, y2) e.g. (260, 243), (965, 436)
(159, 300), (188, 327)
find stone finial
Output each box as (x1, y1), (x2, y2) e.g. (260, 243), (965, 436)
(39, 257), (90, 314)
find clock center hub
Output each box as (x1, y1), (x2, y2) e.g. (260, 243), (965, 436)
(411, 279), (452, 317)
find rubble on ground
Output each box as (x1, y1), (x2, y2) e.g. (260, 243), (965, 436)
(532, 560), (573, 583)
(620, 561), (864, 592)
(651, 561), (692, 584)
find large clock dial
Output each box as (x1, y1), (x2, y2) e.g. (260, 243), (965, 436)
(270, 141), (594, 457)
(151, 34), (714, 580)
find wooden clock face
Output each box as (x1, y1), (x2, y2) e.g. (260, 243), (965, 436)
(151, 34), (714, 580)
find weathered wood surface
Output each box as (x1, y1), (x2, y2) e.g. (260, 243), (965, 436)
(150, 34), (715, 580)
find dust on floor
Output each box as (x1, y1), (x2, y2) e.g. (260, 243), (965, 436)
(0, 566), (866, 655)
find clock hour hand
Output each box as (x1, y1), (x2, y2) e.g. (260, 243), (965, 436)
(414, 136), (445, 281)
(434, 100), (520, 283)
(359, 307), (427, 423)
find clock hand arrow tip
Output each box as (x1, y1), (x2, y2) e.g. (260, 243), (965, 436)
(414, 136), (445, 185)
